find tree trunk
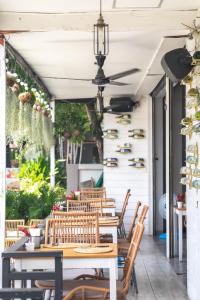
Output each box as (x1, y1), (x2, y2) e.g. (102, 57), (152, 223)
(86, 102), (103, 163)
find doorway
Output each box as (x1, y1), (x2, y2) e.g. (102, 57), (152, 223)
(152, 78), (166, 237)
(151, 77), (186, 258)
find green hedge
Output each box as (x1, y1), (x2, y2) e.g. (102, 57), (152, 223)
(6, 185), (64, 221)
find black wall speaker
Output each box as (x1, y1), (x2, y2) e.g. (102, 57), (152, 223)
(109, 97), (135, 112)
(161, 48), (193, 83)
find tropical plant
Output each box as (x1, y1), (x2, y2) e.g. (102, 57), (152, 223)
(6, 187), (64, 221)
(55, 102), (91, 163)
(6, 156), (66, 221)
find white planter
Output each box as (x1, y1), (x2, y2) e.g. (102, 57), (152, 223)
(177, 201), (183, 209)
(29, 228), (41, 237)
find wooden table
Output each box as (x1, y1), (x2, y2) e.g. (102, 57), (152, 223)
(174, 207), (186, 261)
(99, 219), (118, 243)
(14, 244), (118, 300)
(102, 203), (116, 216)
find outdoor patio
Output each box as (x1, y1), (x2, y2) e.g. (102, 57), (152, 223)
(0, 1), (200, 300)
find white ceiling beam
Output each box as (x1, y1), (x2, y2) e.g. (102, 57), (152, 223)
(0, 10), (197, 32)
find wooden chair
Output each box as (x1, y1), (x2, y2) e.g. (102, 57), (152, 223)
(118, 204), (148, 253)
(58, 222), (145, 300)
(67, 199), (103, 216)
(45, 212), (100, 244)
(117, 189), (131, 238)
(138, 205), (149, 224)
(29, 219), (44, 226)
(5, 220), (25, 237)
(5, 237), (19, 249)
(79, 188), (106, 200)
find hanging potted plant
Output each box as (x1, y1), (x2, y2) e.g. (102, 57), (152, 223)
(18, 91), (31, 104)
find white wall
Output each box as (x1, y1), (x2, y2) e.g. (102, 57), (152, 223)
(186, 112), (200, 300)
(187, 189), (200, 300)
(103, 95), (152, 234)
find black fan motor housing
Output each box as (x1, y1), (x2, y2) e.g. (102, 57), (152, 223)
(109, 97), (135, 112)
(161, 48), (193, 83)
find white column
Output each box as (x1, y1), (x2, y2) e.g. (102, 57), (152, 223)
(0, 37), (6, 288)
(50, 100), (55, 188)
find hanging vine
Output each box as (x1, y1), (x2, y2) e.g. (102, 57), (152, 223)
(5, 46), (54, 157)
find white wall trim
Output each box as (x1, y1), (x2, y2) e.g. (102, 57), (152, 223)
(0, 38), (6, 287)
(147, 95), (153, 235)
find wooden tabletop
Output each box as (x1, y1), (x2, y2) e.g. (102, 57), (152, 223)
(39, 243), (118, 258)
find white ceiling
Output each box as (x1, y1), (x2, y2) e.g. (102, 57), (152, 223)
(0, 0), (199, 99)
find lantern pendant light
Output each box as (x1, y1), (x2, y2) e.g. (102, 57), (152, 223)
(93, 0), (109, 62)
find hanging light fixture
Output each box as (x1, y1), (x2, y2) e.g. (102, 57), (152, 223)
(93, 0), (109, 61)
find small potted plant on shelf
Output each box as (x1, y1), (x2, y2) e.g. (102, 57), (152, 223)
(176, 192), (185, 209)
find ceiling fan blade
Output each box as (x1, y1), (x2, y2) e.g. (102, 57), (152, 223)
(109, 81), (129, 86)
(43, 76), (92, 81)
(107, 68), (140, 81)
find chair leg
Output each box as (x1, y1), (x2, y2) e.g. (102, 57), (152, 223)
(118, 227), (123, 238)
(132, 266), (139, 294)
(122, 223), (126, 238)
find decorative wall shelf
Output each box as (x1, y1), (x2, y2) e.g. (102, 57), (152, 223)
(116, 114), (131, 125)
(116, 143), (132, 154)
(180, 143), (199, 189)
(128, 129), (145, 139)
(129, 162), (145, 168)
(128, 158), (145, 168)
(103, 158), (118, 167)
(103, 129), (118, 139)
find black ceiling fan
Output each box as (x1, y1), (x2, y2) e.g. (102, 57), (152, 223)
(43, 66), (140, 87)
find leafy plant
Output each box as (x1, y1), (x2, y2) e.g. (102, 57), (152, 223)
(6, 156), (65, 221)
(6, 187), (64, 221)
(19, 156), (50, 196)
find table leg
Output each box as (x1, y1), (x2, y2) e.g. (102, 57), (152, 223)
(109, 258), (117, 300)
(112, 228), (117, 244)
(178, 214), (183, 261)
(14, 259), (22, 300)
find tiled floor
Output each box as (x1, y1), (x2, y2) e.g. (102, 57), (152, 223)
(127, 236), (188, 300)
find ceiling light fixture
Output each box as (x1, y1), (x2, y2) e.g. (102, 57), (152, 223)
(93, 0), (109, 67)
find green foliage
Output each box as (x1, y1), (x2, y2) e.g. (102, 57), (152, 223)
(6, 156), (65, 221)
(6, 88), (54, 155)
(55, 102), (91, 143)
(6, 187), (64, 221)
(19, 156), (50, 196)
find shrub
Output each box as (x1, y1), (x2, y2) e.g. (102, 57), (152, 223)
(6, 156), (65, 221)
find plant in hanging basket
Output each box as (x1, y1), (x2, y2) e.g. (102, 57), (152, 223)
(18, 92), (31, 104)
(6, 71), (16, 87)
(42, 109), (51, 117)
(11, 83), (20, 94)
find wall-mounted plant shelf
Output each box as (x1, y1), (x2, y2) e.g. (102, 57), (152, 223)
(129, 162), (145, 168)
(103, 158), (118, 167)
(180, 142), (199, 189)
(128, 158), (145, 168)
(116, 143), (132, 154)
(103, 129), (118, 139)
(116, 114), (131, 125)
(128, 129), (145, 139)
